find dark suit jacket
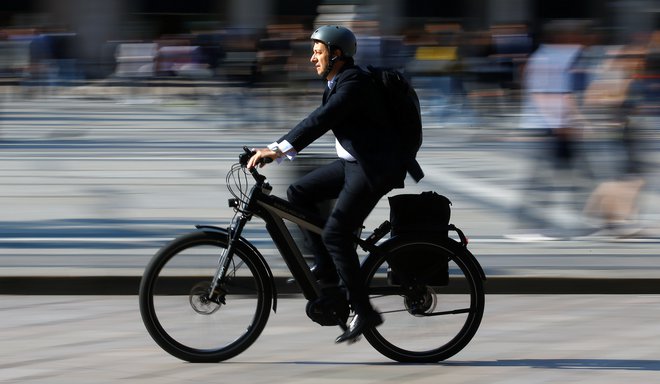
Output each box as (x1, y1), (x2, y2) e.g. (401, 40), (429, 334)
(279, 64), (423, 191)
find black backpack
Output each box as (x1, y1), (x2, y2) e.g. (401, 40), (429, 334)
(367, 65), (424, 182)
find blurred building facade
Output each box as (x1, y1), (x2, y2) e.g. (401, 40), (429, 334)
(3, 2), (658, 55)
(0, 0), (657, 85)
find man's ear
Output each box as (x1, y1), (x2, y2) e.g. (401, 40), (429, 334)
(332, 48), (343, 60)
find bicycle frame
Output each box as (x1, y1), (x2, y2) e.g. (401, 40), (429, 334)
(251, 190), (326, 300)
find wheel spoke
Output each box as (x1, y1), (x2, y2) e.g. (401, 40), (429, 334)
(422, 307), (472, 316)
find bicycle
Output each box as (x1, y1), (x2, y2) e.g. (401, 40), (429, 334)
(139, 147), (486, 363)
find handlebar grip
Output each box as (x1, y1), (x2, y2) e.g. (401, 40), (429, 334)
(239, 146), (274, 167)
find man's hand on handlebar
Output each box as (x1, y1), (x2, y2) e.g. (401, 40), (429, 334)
(247, 147), (277, 169)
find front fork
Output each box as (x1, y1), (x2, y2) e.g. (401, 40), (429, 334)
(207, 212), (251, 298)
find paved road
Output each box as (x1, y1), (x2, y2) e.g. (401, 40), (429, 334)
(1, 294), (659, 383)
(2, 92), (660, 291)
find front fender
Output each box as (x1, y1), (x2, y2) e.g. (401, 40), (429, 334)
(194, 225), (279, 312)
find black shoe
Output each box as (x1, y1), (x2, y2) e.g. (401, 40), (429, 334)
(287, 265), (339, 285)
(335, 310), (383, 344)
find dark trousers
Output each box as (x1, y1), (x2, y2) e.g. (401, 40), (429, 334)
(287, 159), (390, 314)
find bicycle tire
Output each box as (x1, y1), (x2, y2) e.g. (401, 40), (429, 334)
(139, 231), (273, 362)
(361, 236), (485, 363)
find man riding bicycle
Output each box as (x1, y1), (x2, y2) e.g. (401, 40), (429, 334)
(247, 25), (423, 343)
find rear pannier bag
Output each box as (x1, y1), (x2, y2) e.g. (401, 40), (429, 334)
(387, 191), (452, 286)
(388, 191), (451, 237)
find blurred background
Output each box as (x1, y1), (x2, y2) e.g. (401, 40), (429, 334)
(1, 0), (660, 281)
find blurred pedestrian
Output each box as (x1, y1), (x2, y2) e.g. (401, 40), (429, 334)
(582, 37), (656, 236)
(511, 21), (588, 239)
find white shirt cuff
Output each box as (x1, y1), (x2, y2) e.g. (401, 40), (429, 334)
(268, 140), (297, 163)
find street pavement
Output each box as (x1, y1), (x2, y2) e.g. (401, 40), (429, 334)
(1, 88), (660, 293)
(1, 294), (660, 383)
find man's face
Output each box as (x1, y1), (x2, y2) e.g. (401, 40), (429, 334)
(310, 41), (331, 78)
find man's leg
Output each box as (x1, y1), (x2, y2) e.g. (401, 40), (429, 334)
(287, 160), (344, 272)
(322, 161), (389, 315)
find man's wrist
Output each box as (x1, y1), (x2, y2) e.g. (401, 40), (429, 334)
(267, 140), (296, 162)
(267, 142), (283, 157)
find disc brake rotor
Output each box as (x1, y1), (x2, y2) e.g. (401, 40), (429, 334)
(404, 286), (437, 316)
(189, 281), (224, 315)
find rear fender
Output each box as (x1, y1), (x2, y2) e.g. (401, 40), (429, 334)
(365, 234), (486, 281)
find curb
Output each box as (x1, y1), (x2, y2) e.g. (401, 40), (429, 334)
(2, 276), (660, 295)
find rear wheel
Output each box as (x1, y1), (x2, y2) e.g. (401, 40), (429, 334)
(139, 231), (272, 362)
(362, 239), (484, 362)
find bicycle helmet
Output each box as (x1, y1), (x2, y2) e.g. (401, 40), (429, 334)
(310, 25), (357, 58)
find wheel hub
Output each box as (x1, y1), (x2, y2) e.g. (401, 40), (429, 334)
(404, 286), (437, 316)
(189, 281), (225, 315)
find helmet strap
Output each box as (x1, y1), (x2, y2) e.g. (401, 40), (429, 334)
(319, 45), (341, 80)
(320, 56), (338, 79)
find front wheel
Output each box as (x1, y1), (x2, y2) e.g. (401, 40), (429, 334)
(139, 231), (273, 362)
(362, 238), (485, 363)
